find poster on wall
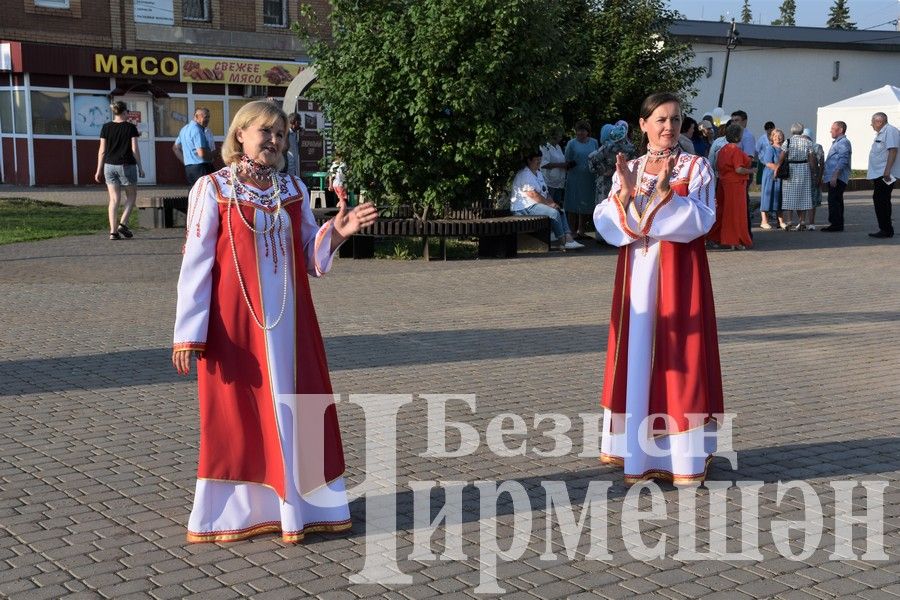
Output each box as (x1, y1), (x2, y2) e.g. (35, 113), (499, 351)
(179, 55), (305, 87)
(73, 95), (111, 137)
(134, 0), (174, 26)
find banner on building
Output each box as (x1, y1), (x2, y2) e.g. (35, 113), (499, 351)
(134, 0), (175, 25)
(179, 55), (304, 87)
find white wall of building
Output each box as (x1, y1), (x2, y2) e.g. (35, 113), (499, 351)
(685, 43), (899, 149)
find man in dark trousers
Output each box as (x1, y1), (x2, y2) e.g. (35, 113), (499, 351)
(867, 112), (899, 238)
(821, 121), (851, 232)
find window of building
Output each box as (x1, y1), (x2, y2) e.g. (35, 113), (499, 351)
(263, 0), (286, 27)
(195, 99), (225, 137)
(153, 97), (189, 138)
(34, 0), (70, 8)
(31, 91), (71, 135)
(183, 0), (211, 21)
(0, 91), (12, 134)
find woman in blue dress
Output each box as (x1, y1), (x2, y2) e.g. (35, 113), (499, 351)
(564, 121), (599, 237)
(758, 128), (786, 230)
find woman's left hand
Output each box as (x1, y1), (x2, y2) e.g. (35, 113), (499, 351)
(332, 202), (378, 243)
(656, 155), (676, 195)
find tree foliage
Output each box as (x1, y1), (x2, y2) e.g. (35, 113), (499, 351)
(298, 0), (703, 216)
(566, 0), (706, 128)
(740, 0), (752, 24)
(827, 0), (856, 29)
(771, 0), (796, 26)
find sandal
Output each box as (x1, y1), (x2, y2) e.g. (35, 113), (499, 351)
(117, 223), (134, 238)
(109, 232), (122, 240)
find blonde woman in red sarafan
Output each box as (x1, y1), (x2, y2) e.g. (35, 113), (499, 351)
(593, 92), (724, 486)
(172, 100), (377, 543)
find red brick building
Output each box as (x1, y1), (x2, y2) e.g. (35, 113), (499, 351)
(0, 0), (330, 185)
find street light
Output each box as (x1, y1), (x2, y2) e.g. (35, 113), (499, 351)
(717, 19), (739, 108)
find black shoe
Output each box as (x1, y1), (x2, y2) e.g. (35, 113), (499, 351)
(117, 223), (134, 238)
(820, 225), (843, 232)
(109, 232), (122, 240)
(868, 231), (894, 238)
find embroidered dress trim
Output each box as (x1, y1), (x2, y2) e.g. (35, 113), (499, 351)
(600, 453), (714, 486)
(186, 519), (352, 543)
(173, 341), (206, 352)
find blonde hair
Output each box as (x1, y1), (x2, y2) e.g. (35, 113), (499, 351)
(221, 101), (288, 169)
(770, 128), (785, 144)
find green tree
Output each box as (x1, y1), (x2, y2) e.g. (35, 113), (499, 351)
(826, 0), (856, 29)
(741, 0), (752, 24)
(567, 0), (705, 128)
(771, 0), (796, 26)
(298, 0), (592, 217)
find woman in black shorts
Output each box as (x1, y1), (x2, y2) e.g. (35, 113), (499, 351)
(95, 101), (145, 240)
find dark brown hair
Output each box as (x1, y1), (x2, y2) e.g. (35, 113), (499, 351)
(638, 92), (682, 153)
(110, 101), (128, 115)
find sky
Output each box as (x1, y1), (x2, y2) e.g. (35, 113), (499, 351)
(665, 0), (900, 30)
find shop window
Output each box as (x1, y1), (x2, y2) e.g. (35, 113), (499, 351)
(228, 98), (253, 123)
(12, 90), (28, 133)
(72, 95), (111, 137)
(35, 0), (70, 7)
(154, 97), (189, 138)
(263, 0), (286, 27)
(0, 91), (12, 134)
(198, 100), (225, 137)
(31, 91), (70, 135)
(183, 0), (211, 21)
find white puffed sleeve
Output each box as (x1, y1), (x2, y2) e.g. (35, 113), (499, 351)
(593, 165), (642, 247)
(293, 176), (342, 277)
(640, 156), (716, 243)
(173, 177), (219, 352)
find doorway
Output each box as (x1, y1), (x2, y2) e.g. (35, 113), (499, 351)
(122, 97), (156, 184)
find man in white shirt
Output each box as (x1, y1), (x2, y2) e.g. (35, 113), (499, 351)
(867, 112), (899, 238)
(540, 130), (567, 205)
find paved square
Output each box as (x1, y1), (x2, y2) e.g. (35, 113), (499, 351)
(0, 192), (898, 598)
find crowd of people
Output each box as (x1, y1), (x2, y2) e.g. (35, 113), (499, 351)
(508, 106), (898, 252)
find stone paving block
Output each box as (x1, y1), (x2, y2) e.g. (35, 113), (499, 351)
(1, 201), (899, 599)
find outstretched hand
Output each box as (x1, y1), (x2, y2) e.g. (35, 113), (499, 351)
(331, 202), (378, 247)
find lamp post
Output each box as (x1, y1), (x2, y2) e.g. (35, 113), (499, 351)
(717, 19), (739, 108)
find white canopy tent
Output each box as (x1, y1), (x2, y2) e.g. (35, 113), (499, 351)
(816, 85), (900, 171)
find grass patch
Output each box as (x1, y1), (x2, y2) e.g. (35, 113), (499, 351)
(373, 237), (479, 260)
(0, 198), (137, 245)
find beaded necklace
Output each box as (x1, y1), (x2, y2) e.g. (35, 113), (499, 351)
(226, 164), (288, 330)
(645, 144), (680, 159)
(237, 154), (276, 180)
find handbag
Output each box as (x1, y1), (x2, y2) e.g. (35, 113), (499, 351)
(775, 139), (790, 180)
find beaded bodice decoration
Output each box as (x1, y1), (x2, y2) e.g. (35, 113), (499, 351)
(226, 165), (289, 330)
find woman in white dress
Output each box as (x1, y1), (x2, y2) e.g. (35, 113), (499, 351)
(593, 92), (724, 485)
(172, 101), (377, 542)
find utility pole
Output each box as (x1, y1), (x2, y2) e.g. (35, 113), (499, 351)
(717, 19), (739, 108)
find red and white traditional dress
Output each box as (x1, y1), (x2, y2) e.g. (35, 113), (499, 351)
(593, 152), (724, 485)
(174, 168), (351, 542)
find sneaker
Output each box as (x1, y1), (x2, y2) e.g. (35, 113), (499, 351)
(806, 224), (816, 231)
(563, 240), (585, 250)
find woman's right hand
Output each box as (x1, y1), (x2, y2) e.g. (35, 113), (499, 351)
(172, 349), (200, 375)
(94, 171), (102, 184)
(614, 152), (637, 202)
